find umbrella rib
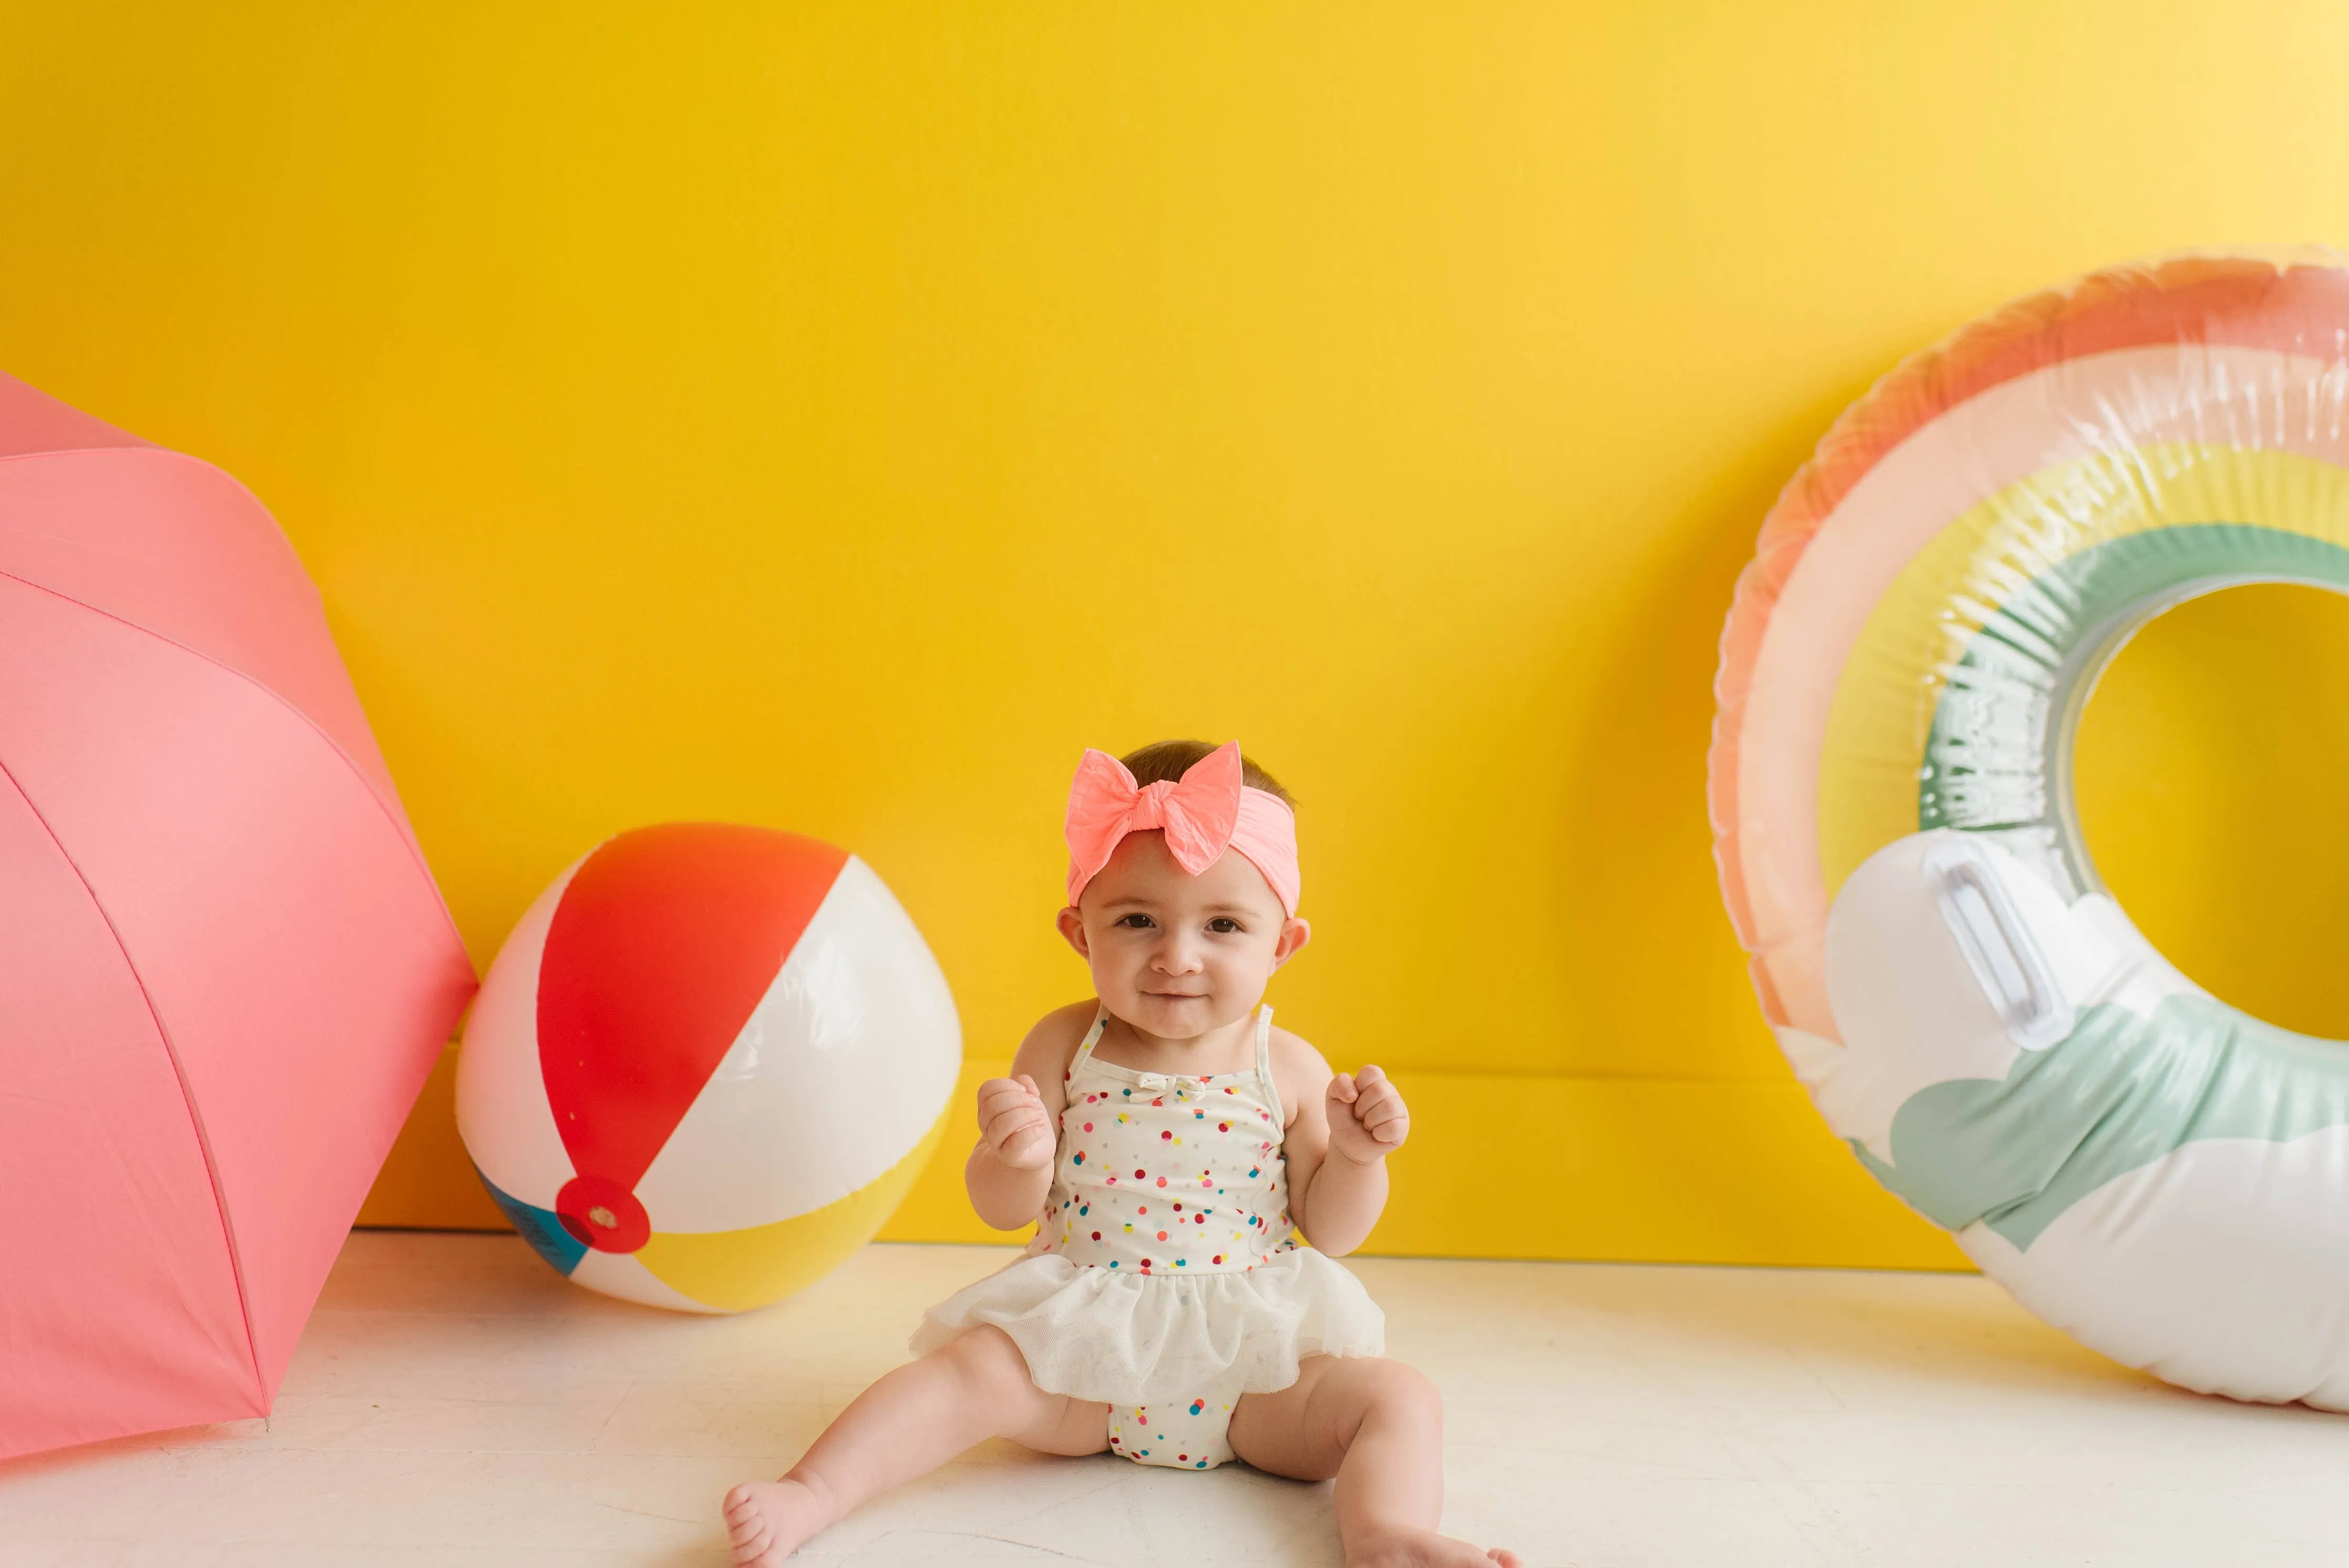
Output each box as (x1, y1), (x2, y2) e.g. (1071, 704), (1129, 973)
(0, 537), (466, 956)
(0, 750), (270, 1410)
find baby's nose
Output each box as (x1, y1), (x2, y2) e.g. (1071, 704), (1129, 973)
(1152, 939), (1204, 972)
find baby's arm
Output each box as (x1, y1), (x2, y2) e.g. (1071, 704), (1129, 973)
(1273, 1032), (1408, 1257)
(963, 1002), (1091, 1231)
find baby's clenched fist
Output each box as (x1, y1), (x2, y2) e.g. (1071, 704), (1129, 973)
(976, 1074), (1056, 1171)
(1326, 1064), (1409, 1164)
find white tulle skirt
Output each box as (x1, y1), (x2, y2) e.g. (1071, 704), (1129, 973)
(910, 1248), (1386, 1407)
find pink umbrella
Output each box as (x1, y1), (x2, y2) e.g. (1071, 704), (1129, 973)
(0, 372), (475, 1458)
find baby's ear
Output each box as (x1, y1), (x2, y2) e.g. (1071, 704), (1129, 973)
(1056, 906), (1091, 958)
(1272, 916), (1312, 969)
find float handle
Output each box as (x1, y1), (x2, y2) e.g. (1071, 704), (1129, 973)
(1924, 839), (2075, 1051)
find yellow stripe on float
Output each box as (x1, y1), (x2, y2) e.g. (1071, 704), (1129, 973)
(635, 1112), (950, 1313)
(1816, 443), (2349, 899)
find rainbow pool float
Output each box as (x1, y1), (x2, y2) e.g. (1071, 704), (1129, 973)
(1712, 249), (2349, 1407)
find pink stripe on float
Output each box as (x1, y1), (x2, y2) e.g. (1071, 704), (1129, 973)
(1722, 336), (2349, 1035)
(1709, 255), (2349, 1003)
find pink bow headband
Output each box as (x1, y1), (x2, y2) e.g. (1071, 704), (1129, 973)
(1064, 742), (1302, 916)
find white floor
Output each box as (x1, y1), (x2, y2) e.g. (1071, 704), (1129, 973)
(5, 1235), (2347, 1567)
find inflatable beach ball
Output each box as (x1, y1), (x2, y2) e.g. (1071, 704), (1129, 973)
(456, 824), (959, 1313)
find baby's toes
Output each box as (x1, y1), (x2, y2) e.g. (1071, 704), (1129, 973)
(723, 1490), (771, 1547)
(730, 1521), (777, 1566)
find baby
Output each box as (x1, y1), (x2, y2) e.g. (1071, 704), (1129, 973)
(725, 740), (1516, 1566)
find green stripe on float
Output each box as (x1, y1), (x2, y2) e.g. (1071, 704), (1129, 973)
(1856, 992), (2349, 1251)
(1861, 522), (2349, 1250)
(1919, 523), (2349, 878)
(1819, 449), (2349, 899)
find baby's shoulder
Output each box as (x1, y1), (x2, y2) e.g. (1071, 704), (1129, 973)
(1009, 999), (1100, 1086)
(1265, 1022), (1332, 1073)
(1265, 1024), (1334, 1118)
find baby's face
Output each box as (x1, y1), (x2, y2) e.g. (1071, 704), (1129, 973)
(1057, 829), (1309, 1043)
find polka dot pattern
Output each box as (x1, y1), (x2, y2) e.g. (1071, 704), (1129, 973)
(1107, 1378), (1241, 1471)
(1041, 1012), (1294, 1282)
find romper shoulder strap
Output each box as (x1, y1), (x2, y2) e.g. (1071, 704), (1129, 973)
(1254, 1006), (1284, 1124)
(1065, 1006), (1110, 1081)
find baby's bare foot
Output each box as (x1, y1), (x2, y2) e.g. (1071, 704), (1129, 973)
(723, 1478), (829, 1566)
(1346, 1524), (1523, 1568)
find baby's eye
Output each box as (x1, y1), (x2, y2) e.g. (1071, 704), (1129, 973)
(1206, 917), (1243, 934)
(1116, 913), (1157, 929)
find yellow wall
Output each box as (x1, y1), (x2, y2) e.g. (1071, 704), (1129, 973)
(2076, 585), (2349, 1042)
(8, 2), (2349, 1269)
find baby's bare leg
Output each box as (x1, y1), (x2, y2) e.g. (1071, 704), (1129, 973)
(1229, 1355), (1519, 1568)
(723, 1325), (1108, 1566)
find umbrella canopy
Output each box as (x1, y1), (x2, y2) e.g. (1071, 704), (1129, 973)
(0, 371), (475, 1458)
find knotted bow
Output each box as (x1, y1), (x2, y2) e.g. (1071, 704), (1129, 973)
(1063, 741), (1301, 914)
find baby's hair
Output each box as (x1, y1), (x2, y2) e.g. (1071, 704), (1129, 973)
(1120, 739), (1295, 808)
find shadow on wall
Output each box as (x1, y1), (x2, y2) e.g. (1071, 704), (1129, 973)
(1553, 388), (1865, 1084)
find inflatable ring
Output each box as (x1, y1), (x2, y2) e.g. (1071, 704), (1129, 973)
(1711, 249), (2349, 1408)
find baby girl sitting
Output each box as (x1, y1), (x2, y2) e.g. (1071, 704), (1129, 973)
(725, 740), (1516, 1566)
